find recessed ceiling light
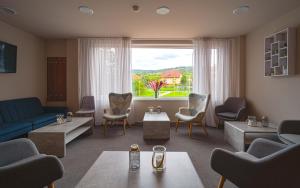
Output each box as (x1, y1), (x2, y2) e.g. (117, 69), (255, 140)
(132, 5), (140, 13)
(79, 5), (94, 15)
(233, 5), (250, 15)
(0, 6), (17, 15)
(156, 6), (170, 15)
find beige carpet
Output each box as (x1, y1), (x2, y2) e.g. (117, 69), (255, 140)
(57, 124), (237, 188)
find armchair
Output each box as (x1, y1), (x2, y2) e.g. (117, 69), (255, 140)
(103, 93), (132, 135)
(210, 138), (300, 188)
(215, 97), (247, 127)
(76, 96), (96, 126)
(278, 120), (300, 144)
(0, 138), (64, 188)
(175, 93), (210, 137)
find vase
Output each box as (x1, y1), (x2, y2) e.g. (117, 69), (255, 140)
(154, 91), (158, 98)
(152, 145), (166, 172)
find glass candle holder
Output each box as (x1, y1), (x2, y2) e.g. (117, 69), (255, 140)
(129, 144), (140, 170)
(152, 145), (166, 172)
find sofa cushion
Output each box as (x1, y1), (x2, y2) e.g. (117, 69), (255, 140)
(0, 121), (32, 137)
(279, 134), (300, 144)
(217, 112), (237, 119)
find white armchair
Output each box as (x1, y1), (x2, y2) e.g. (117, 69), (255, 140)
(175, 93), (210, 137)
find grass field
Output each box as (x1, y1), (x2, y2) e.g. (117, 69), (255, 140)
(133, 87), (191, 97)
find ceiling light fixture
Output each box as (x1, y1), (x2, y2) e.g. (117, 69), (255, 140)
(132, 5), (140, 13)
(156, 6), (170, 15)
(233, 5), (250, 15)
(0, 6), (17, 15)
(79, 5), (94, 15)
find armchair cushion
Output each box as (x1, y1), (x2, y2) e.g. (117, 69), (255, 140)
(103, 113), (128, 120)
(216, 112), (237, 119)
(175, 113), (195, 122)
(279, 134), (300, 144)
(179, 107), (191, 116)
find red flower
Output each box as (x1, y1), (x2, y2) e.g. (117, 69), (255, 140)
(147, 80), (167, 92)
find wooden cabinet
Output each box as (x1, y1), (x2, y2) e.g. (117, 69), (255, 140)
(47, 57), (66, 101)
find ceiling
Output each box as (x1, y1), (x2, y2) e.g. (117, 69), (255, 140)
(0, 0), (300, 39)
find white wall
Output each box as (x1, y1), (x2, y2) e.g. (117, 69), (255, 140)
(245, 6), (300, 126)
(0, 20), (46, 102)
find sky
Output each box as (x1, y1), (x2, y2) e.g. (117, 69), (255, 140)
(132, 48), (193, 70)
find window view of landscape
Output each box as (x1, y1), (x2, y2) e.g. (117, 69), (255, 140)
(132, 48), (193, 97)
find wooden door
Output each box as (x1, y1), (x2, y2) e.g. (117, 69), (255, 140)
(47, 57), (66, 101)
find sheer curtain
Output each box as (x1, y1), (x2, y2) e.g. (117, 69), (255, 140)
(193, 38), (240, 127)
(78, 38), (131, 124)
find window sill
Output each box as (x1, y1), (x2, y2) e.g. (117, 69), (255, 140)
(133, 97), (188, 101)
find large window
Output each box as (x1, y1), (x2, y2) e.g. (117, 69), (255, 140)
(132, 48), (193, 98)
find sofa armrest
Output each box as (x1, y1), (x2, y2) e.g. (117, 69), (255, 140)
(247, 138), (287, 158)
(43, 106), (69, 116)
(0, 154), (64, 188)
(0, 138), (39, 165)
(278, 120), (300, 134)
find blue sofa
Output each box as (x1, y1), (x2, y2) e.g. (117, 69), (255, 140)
(0, 97), (68, 142)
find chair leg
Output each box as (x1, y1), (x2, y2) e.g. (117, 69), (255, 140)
(48, 183), (55, 188)
(93, 113), (95, 127)
(218, 176), (226, 188)
(175, 119), (180, 132)
(202, 124), (208, 136)
(104, 119), (107, 136)
(188, 122), (192, 137)
(123, 119), (127, 135)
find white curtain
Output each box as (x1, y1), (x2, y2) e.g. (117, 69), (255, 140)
(193, 38), (240, 127)
(78, 38), (132, 124)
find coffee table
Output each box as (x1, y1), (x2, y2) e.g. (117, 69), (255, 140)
(28, 117), (93, 157)
(224, 121), (277, 151)
(76, 151), (204, 188)
(143, 112), (170, 139)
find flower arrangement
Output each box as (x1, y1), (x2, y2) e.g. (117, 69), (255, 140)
(147, 80), (167, 98)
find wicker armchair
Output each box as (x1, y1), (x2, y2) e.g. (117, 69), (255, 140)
(175, 93), (210, 137)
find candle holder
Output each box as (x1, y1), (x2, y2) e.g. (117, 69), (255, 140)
(152, 145), (166, 172)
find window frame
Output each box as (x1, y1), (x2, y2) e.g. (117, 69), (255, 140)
(131, 40), (193, 100)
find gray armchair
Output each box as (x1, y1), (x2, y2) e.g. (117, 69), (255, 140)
(0, 138), (64, 188)
(210, 138), (300, 188)
(103, 93), (132, 135)
(76, 96), (96, 126)
(215, 97), (247, 127)
(278, 120), (300, 144)
(175, 93), (210, 136)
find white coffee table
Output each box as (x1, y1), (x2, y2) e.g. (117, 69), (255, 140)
(224, 121), (277, 151)
(76, 151), (204, 188)
(143, 112), (170, 139)
(28, 117), (93, 157)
